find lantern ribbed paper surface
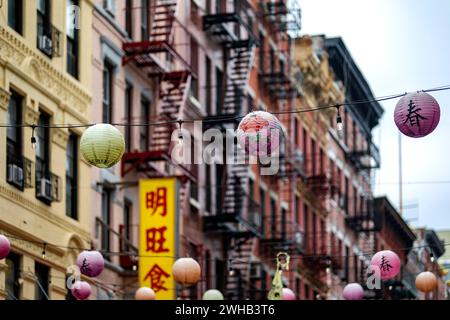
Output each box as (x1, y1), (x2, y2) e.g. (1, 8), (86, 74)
(71, 281), (91, 300)
(0, 235), (10, 259)
(80, 124), (125, 168)
(172, 258), (201, 286)
(394, 92), (440, 138)
(237, 111), (283, 156)
(342, 283), (364, 300)
(76, 250), (105, 277)
(202, 289), (224, 300)
(370, 250), (401, 280)
(135, 287), (156, 300)
(415, 271), (437, 293)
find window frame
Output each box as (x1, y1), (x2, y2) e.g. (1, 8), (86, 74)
(65, 132), (78, 220)
(8, 0), (23, 35)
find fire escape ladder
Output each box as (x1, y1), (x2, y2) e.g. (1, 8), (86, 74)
(150, 72), (191, 155)
(150, 1), (177, 43)
(226, 237), (255, 300)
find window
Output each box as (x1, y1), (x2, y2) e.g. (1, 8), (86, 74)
(345, 245), (350, 281)
(281, 207), (286, 239)
(103, 0), (116, 17)
(294, 117), (299, 146)
(5, 253), (21, 300)
(205, 164), (212, 213)
(205, 57), (212, 115)
(259, 32), (265, 71)
(312, 213), (317, 254)
(302, 128), (307, 161)
(260, 188), (266, 235)
(8, 0), (23, 34)
(66, 133), (78, 219)
(190, 37), (199, 99)
(215, 67), (223, 114)
(35, 262), (49, 300)
(270, 198), (276, 238)
(35, 112), (51, 204)
(141, 0), (149, 41)
(101, 188), (112, 258)
(353, 254), (358, 282)
(125, 83), (133, 152)
(269, 49), (275, 73)
(6, 91), (23, 190)
(123, 199), (132, 251)
(67, 0), (79, 78)
(125, 0), (133, 38)
(140, 96), (150, 151)
(102, 61), (114, 123)
(37, 0), (52, 57)
(303, 204), (309, 248)
(311, 139), (316, 175)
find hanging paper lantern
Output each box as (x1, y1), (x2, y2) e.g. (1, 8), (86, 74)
(282, 288), (296, 300)
(0, 235), (11, 259)
(80, 124), (125, 168)
(71, 281), (91, 300)
(76, 250), (105, 277)
(202, 289), (224, 300)
(135, 287), (156, 300)
(394, 91), (440, 138)
(415, 271), (437, 293)
(172, 258), (201, 286)
(237, 111), (283, 156)
(370, 250), (401, 280)
(342, 283), (364, 300)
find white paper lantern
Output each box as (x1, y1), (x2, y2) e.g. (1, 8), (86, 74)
(80, 124), (125, 168)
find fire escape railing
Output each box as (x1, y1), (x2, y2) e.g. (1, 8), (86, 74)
(345, 199), (382, 233)
(348, 137), (380, 170)
(260, 0), (302, 34)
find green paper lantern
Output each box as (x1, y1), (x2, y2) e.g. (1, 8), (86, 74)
(80, 124), (125, 168)
(202, 289), (224, 300)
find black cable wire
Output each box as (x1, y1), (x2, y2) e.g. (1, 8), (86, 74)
(0, 85), (448, 129)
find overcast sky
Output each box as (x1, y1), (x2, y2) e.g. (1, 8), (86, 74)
(297, 0), (450, 230)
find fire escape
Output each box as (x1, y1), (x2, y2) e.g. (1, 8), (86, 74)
(120, 2), (196, 210)
(202, 0), (258, 300)
(260, 0), (302, 35)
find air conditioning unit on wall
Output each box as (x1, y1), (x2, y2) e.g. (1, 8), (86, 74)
(7, 164), (23, 186)
(37, 178), (53, 202)
(38, 35), (53, 56)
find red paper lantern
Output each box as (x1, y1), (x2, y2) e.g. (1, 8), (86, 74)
(394, 92), (440, 138)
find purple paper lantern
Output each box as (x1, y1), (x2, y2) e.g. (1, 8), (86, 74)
(342, 283), (364, 300)
(394, 91), (440, 138)
(71, 281), (91, 300)
(76, 250), (105, 277)
(0, 235), (11, 259)
(370, 250), (401, 280)
(282, 288), (296, 300)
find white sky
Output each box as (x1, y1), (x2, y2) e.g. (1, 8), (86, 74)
(297, 0), (450, 230)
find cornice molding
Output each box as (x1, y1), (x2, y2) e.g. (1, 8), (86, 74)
(0, 26), (91, 120)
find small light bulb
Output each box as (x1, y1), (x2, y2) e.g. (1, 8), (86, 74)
(178, 134), (183, 146)
(431, 256), (435, 262)
(31, 136), (37, 149)
(132, 264), (137, 271)
(326, 267), (331, 274)
(389, 286), (393, 291)
(229, 269), (235, 276)
(337, 121), (343, 131)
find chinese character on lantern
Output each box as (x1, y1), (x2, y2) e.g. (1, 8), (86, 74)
(145, 187), (167, 216)
(380, 255), (393, 272)
(146, 226), (170, 253)
(143, 264), (170, 292)
(403, 100), (427, 127)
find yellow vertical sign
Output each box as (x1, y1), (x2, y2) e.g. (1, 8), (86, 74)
(139, 178), (178, 300)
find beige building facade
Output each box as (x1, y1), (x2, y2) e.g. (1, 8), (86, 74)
(0, 0), (93, 300)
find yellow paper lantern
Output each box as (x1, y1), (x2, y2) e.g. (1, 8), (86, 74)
(172, 258), (201, 287)
(80, 124), (125, 168)
(415, 271), (437, 293)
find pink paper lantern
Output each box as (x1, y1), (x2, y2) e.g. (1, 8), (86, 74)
(71, 281), (91, 300)
(342, 283), (364, 300)
(237, 111), (283, 156)
(282, 288), (296, 300)
(76, 250), (105, 277)
(394, 91), (440, 138)
(0, 235), (11, 259)
(135, 287), (156, 300)
(370, 250), (401, 280)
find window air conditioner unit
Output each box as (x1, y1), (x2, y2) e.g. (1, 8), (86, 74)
(7, 164), (23, 186)
(37, 178), (53, 202)
(38, 35), (53, 56)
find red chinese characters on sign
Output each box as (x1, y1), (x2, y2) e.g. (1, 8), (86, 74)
(145, 187), (167, 216)
(143, 264), (170, 292)
(146, 226), (170, 253)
